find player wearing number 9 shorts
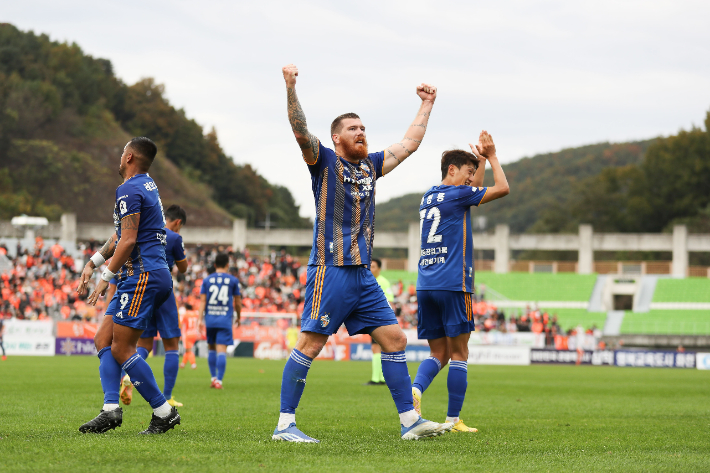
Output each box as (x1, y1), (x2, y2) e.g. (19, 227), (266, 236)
(412, 131), (510, 433)
(199, 253), (241, 389)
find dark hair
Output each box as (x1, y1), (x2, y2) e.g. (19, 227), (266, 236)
(214, 253), (229, 269)
(371, 258), (382, 269)
(164, 205), (186, 225)
(440, 149), (479, 180)
(128, 137), (158, 169)
(330, 113), (360, 141)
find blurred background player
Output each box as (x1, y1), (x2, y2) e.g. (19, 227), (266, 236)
(198, 253), (241, 389)
(109, 205), (188, 408)
(412, 131), (509, 433)
(180, 304), (201, 369)
(0, 319), (6, 360)
(273, 64), (451, 443)
(365, 258), (393, 385)
(77, 137), (180, 434)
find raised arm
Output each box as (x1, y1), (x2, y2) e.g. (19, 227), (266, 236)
(283, 64), (319, 165)
(470, 131), (510, 204)
(469, 150), (486, 187)
(382, 83), (437, 175)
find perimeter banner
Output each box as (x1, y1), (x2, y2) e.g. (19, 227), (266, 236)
(614, 350), (696, 369)
(55, 337), (98, 356)
(531, 349), (615, 366)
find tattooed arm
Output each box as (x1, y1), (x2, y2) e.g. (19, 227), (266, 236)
(87, 213), (141, 305)
(382, 83), (437, 175)
(282, 64), (320, 165)
(77, 233), (117, 295)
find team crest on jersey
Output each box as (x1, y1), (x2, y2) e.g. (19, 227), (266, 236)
(320, 313), (330, 328)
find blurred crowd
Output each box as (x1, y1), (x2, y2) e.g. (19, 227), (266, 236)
(0, 239), (80, 320)
(0, 240), (600, 349)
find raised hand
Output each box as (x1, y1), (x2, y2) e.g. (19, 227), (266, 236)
(416, 83), (437, 102)
(475, 130), (496, 158)
(282, 64), (299, 88)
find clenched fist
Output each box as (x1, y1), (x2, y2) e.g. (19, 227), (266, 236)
(417, 83), (437, 102)
(282, 64), (298, 88)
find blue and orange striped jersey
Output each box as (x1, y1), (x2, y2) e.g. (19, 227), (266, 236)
(113, 173), (168, 280)
(416, 185), (488, 293)
(306, 141), (385, 267)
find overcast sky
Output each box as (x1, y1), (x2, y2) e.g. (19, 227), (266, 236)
(5, 0), (710, 219)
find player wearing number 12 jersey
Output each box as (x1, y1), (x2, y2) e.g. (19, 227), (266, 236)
(199, 253), (242, 389)
(412, 131), (510, 433)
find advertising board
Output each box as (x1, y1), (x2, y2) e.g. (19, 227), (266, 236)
(531, 349), (614, 366)
(468, 346), (531, 365)
(55, 337), (98, 356)
(614, 350), (696, 368)
(695, 353), (710, 370)
(4, 336), (55, 356)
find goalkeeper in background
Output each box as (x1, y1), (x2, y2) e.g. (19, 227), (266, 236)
(365, 258), (394, 385)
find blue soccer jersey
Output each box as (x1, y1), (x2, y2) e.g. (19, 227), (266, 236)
(306, 141), (385, 267)
(113, 173), (168, 280)
(416, 185), (488, 293)
(164, 228), (186, 272)
(200, 272), (240, 329)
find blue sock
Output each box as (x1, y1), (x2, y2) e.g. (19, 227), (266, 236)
(121, 353), (167, 409)
(279, 349), (312, 414)
(137, 346), (150, 360)
(381, 351), (414, 414)
(447, 360), (468, 418)
(163, 350), (179, 398)
(98, 347), (121, 405)
(413, 356), (442, 394)
(216, 353), (227, 381)
(208, 350), (217, 378)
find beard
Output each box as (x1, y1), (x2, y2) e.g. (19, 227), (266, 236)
(118, 162), (126, 178)
(340, 137), (369, 161)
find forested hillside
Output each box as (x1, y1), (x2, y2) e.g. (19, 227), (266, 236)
(0, 24), (310, 228)
(377, 115), (710, 237)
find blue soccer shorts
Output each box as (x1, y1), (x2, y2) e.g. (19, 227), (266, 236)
(109, 268), (173, 332)
(301, 265), (397, 336)
(140, 289), (182, 339)
(416, 290), (475, 340)
(206, 327), (234, 346)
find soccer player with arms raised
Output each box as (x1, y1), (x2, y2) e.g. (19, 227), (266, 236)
(412, 131), (510, 432)
(272, 64), (453, 443)
(77, 137), (180, 434)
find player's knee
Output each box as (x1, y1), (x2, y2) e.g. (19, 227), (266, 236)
(387, 330), (407, 352)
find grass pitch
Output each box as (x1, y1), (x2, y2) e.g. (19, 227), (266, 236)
(1, 356), (709, 472)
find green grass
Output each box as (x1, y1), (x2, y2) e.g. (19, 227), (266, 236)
(1, 357), (710, 472)
(653, 279), (710, 303)
(621, 310), (710, 335)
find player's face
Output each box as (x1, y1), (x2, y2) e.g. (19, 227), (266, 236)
(453, 164), (476, 186)
(335, 118), (368, 161)
(370, 261), (380, 277)
(118, 142), (130, 178)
